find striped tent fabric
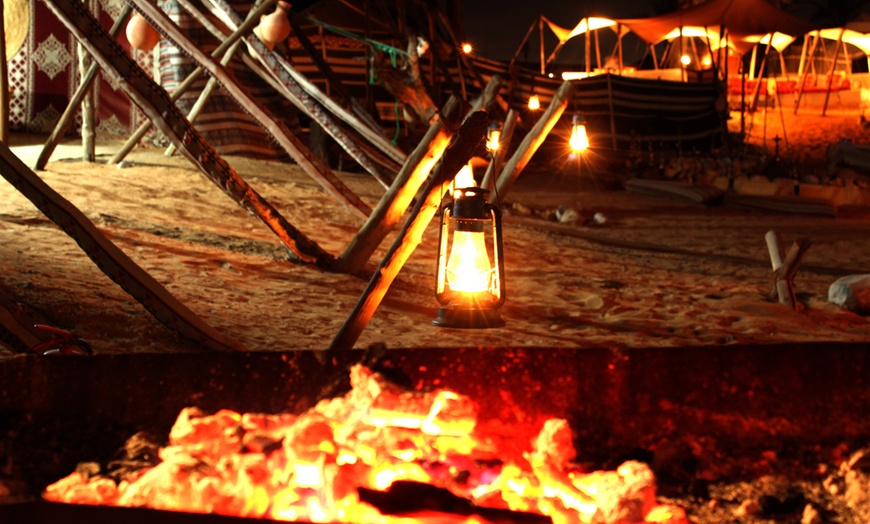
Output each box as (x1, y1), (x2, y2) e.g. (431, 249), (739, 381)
(157, 0), (299, 159)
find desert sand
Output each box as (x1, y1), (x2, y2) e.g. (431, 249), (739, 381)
(0, 108), (868, 358)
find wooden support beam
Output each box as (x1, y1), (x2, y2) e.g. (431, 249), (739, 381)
(491, 80), (575, 205)
(78, 40), (96, 162)
(202, 0), (397, 188)
(481, 108), (518, 192)
(0, 1), (8, 144)
(128, 0), (371, 220)
(164, 38), (244, 158)
(36, 3), (132, 170)
(765, 230), (811, 310)
(332, 96), (462, 275)
(286, 14), (383, 135)
(108, 0), (276, 166)
(41, 0), (333, 266)
(327, 110), (489, 352)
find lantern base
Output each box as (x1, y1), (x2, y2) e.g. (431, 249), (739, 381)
(432, 307), (505, 329)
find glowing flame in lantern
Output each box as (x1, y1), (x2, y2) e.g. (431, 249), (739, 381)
(528, 94), (541, 110)
(569, 117), (589, 153)
(445, 230), (493, 293)
(451, 163), (476, 197)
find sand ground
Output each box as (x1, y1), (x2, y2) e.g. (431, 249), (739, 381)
(0, 108), (868, 357)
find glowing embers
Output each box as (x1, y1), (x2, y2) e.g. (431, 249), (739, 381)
(43, 365), (690, 523)
(434, 186), (505, 329)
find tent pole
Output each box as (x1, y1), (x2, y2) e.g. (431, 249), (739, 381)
(618, 24), (623, 73)
(650, 43), (659, 70)
(510, 17), (538, 69)
(679, 25), (685, 82)
(750, 35), (774, 111)
(749, 44), (758, 80)
(794, 31), (819, 114)
(594, 28), (602, 70)
(585, 18), (591, 74)
(539, 15), (545, 75)
(822, 27), (846, 116)
(797, 33), (809, 77)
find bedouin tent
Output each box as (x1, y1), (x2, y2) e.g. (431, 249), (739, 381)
(616, 0), (816, 56)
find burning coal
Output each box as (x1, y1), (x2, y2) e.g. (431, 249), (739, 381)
(45, 365), (687, 523)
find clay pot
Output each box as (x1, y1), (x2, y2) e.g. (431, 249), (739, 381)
(126, 13), (160, 52)
(254, 4), (291, 48)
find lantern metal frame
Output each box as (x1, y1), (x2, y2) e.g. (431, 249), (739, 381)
(433, 187), (506, 329)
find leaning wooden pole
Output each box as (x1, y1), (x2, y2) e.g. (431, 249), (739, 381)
(481, 108), (518, 192)
(36, 2), (132, 170)
(332, 96), (461, 275)
(0, 0), (8, 144)
(41, 0), (332, 265)
(0, 143), (248, 352)
(822, 27), (846, 117)
(491, 81), (576, 205)
(202, 0), (394, 188)
(327, 111), (489, 352)
(128, 0), (370, 220)
(108, 0), (276, 166)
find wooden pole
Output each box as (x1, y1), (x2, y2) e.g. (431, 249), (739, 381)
(131, 0), (372, 219)
(109, 0), (277, 166)
(332, 96), (461, 275)
(0, 0), (8, 144)
(78, 0), (96, 162)
(36, 3), (132, 169)
(750, 36), (774, 112)
(286, 14), (381, 132)
(164, 37), (244, 157)
(491, 80), (575, 205)
(794, 31), (820, 115)
(765, 230), (811, 310)
(327, 111), (489, 352)
(822, 27), (846, 117)
(606, 73), (618, 150)
(481, 108), (518, 192)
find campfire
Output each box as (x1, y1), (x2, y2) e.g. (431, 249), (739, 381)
(44, 364), (687, 523)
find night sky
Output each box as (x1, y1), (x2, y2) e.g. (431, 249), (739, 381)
(462, 0), (870, 62)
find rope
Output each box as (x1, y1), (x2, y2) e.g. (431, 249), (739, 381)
(303, 16), (409, 59)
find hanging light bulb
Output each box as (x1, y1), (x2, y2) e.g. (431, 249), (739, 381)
(680, 54), (691, 66)
(569, 114), (589, 153)
(434, 187), (505, 328)
(528, 94), (541, 110)
(462, 42), (473, 54)
(485, 123), (501, 153)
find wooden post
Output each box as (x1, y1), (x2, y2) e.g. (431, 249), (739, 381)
(286, 15), (381, 133)
(794, 31), (820, 115)
(750, 36), (774, 112)
(491, 81), (575, 205)
(822, 27), (846, 117)
(130, 0), (372, 219)
(201, 0), (395, 187)
(165, 37), (244, 157)
(0, 0), (8, 144)
(765, 230), (811, 309)
(333, 97), (461, 275)
(35, 3), (132, 169)
(78, 41), (95, 161)
(606, 73), (618, 150)
(327, 111), (489, 352)
(109, 0), (277, 166)
(481, 108), (518, 192)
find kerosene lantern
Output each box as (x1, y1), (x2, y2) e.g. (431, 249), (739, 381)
(433, 186), (505, 328)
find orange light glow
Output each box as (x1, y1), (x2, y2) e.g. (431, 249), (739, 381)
(451, 163), (476, 197)
(528, 94), (541, 110)
(44, 365), (691, 524)
(446, 230), (493, 293)
(680, 54), (691, 66)
(485, 128), (501, 153)
(569, 122), (589, 153)
(462, 42), (473, 54)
